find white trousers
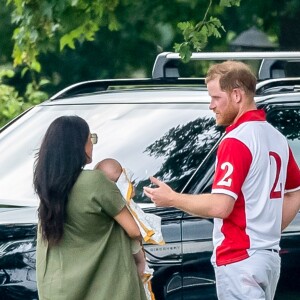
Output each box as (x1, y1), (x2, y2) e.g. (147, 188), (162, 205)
(213, 250), (281, 300)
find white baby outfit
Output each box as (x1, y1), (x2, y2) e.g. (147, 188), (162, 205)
(116, 168), (165, 300)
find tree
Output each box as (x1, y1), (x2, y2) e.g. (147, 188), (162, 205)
(174, 0), (241, 61)
(6, 0), (240, 69)
(0, 0), (240, 125)
(0, 68), (48, 127)
(2, 0), (300, 126)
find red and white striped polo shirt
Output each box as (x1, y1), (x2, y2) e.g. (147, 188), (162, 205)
(211, 110), (300, 267)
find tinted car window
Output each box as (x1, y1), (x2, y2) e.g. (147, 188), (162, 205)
(184, 105), (300, 196)
(0, 95), (221, 206)
(266, 107), (300, 165)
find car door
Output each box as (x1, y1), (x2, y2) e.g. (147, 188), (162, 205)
(178, 101), (300, 300)
(179, 145), (218, 300)
(264, 103), (300, 298)
(144, 207), (184, 300)
(147, 131), (221, 300)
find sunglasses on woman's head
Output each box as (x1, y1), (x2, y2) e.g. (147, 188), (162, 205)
(91, 133), (98, 144)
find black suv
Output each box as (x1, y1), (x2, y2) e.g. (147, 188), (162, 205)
(1, 52), (300, 300)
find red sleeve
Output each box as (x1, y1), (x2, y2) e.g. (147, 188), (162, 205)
(212, 138), (252, 199)
(285, 147), (300, 191)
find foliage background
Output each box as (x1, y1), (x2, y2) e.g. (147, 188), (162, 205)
(1, 0), (300, 127)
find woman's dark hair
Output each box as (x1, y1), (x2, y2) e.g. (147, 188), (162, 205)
(33, 115), (90, 246)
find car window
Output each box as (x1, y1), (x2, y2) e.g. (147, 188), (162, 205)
(266, 107), (300, 165)
(185, 105), (300, 198)
(0, 101), (221, 206)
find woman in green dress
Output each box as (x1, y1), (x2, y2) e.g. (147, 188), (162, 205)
(33, 115), (147, 300)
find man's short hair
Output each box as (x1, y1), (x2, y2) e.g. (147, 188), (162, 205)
(205, 61), (257, 97)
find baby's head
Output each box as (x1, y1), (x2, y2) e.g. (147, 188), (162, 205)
(94, 158), (122, 182)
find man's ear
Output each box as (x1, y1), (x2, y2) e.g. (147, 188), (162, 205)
(231, 88), (243, 103)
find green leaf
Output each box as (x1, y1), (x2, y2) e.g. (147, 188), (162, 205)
(108, 13), (120, 31)
(174, 42), (193, 63)
(60, 34), (75, 50)
(30, 60), (41, 73)
(21, 67), (29, 77)
(219, 0), (241, 7)
(0, 69), (15, 79)
(39, 78), (50, 86)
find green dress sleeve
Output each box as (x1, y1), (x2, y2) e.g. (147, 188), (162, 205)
(89, 169), (126, 217)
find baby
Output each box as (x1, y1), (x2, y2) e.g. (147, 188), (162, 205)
(94, 159), (145, 276)
(94, 158), (164, 300)
(94, 158), (164, 245)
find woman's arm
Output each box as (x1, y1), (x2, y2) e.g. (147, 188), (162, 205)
(114, 206), (142, 240)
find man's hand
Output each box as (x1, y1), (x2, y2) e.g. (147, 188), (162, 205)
(143, 176), (176, 207)
(144, 177), (235, 218)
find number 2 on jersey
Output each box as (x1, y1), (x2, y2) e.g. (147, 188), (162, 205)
(269, 151), (282, 199)
(216, 153), (282, 198)
(217, 162), (233, 187)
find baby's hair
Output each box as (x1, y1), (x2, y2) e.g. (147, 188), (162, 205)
(94, 158), (122, 182)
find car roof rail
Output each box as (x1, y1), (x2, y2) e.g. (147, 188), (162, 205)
(256, 78), (300, 95)
(50, 79), (147, 100)
(152, 51), (300, 80)
(49, 78), (206, 100)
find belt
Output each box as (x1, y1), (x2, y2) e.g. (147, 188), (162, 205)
(265, 249), (279, 253)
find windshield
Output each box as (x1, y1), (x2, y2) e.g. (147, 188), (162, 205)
(0, 101), (220, 206)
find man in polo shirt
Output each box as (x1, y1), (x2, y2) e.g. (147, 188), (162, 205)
(144, 61), (300, 300)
